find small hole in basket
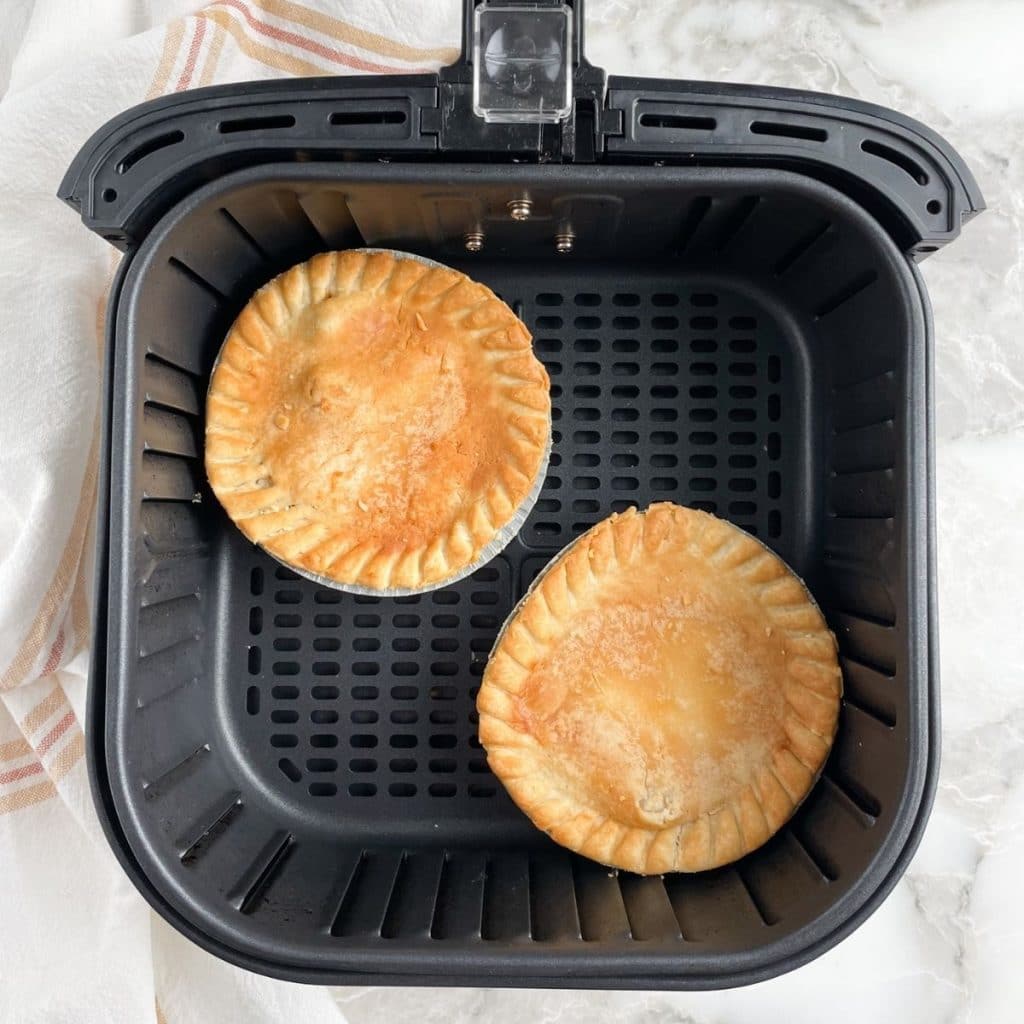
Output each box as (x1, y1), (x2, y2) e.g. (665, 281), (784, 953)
(612, 339), (639, 354)
(351, 710), (379, 725)
(430, 734), (458, 749)
(272, 661), (299, 676)
(271, 734), (297, 748)
(429, 783), (456, 797)
(102, 187), (118, 202)
(351, 735), (378, 749)
(611, 408), (640, 422)
(390, 758), (416, 772)
(690, 453), (717, 469)
(432, 637), (459, 652)
(429, 757), (457, 773)
(652, 338), (679, 354)
(245, 686), (260, 714)
(691, 293), (718, 307)
(612, 384), (639, 399)
(311, 684), (340, 700)
(273, 637), (300, 652)
(611, 452), (639, 468)
(391, 735), (418, 749)
(653, 430), (681, 445)
(431, 662), (460, 677)
(652, 292), (679, 307)
(768, 510), (782, 538)
(612, 476), (639, 491)
(353, 614), (381, 628)
(651, 453), (679, 468)
(430, 685), (457, 700)
(353, 662), (380, 676)
(389, 783), (417, 797)
(690, 339), (717, 354)
(689, 408), (716, 423)
(690, 477), (717, 492)
(312, 661), (340, 676)
(392, 637), (420, 652)
(311, 734), (338, 748)
(729, 408), (756, 422)
(271, 709), (299, 724)
(613, 362), (640, 376)
(278, 758), (301, 782)
(391, 685), (418, 700)
(469, 784), (496, 798)
(247, 648), (261, 675)
(275, 589), (301, 605)
(349, 783), (376, 797)
(309, 782), (337, 797)
(248, 608), (262, 635)
(307, 758), (338, 773)
(927, 199), (942, 214)
(277, 612), (302, 628)
(612, 293), (640, 307)
(768, 394), (781, 421)
(767, 432), (782, 459)
(729, 453), (757, 469)
(611, 430), (638, 444)
(535, 338), (561, 354)
(729, 500), (757, 516)
(688, 431), (716, 446)
(352, 686), (378, 700)
(313, 636), (340, 652)
(574, 292), (600, 306)
(573, 338), (600, 354)
(613, 315), (639, 329)
(730, 338), (756, 354)
(652, 477), (678, 491)
(729, 478), (757, 493)
(391, 710), (418, 725)
(311, 709), (339, 724)
(768, 471), (782, 499)
(271, 684), (299, 699)
(730, 431), (757, 446)
(350, 758), (377, 772)
(432, 614), (458, 629)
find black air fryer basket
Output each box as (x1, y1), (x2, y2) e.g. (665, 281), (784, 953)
(61, 0), (983, 989)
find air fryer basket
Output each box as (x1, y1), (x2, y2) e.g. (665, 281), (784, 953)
(62, 0), (982, 990)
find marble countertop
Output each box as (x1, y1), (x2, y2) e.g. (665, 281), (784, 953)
(333, 2), (1024, 1021)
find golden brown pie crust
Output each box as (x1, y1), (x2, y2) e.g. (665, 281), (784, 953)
(205, 250), (551, 591)
(478, 503), (842, 874)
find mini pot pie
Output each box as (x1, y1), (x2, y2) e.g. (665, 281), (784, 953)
(478, 503), (841, 875)
(205, 249), (551, 593)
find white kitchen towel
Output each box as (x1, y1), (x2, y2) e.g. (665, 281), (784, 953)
(0, 2), (459, 1021)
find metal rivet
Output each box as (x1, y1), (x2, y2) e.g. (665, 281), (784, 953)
(507, 198), (533, 221)
(464, 231), (485, 253)
(554, 231), (575, 254)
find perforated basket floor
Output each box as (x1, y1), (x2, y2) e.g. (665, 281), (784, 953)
(95, 164), (935, 987)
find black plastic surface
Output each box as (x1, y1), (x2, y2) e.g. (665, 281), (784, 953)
(89, 162), (937, 986)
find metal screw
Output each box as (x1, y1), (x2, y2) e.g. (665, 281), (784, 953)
(554, 230), (575, 254)
(464, 231), (485, 253)
(507, 198), (533, 221)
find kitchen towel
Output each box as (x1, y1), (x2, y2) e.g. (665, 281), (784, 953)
(0, 2), (459, 1021)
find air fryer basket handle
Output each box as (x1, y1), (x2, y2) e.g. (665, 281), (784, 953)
(58, 0), (982, 259)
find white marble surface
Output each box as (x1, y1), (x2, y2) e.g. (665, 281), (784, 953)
(332, 1), (1024, 1020)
